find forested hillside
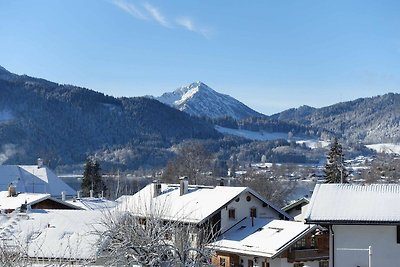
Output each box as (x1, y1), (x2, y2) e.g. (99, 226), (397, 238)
(0, 67), (220, 168)
(272, 93), (400, 143)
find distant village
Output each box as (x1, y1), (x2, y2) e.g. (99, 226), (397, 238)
(0, 147), (399, 267)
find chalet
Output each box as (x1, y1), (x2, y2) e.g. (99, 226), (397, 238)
(210, 218), (328, 267)
(0, 160), (76, 197)
(305, 184), (400, 267)
(117, 177), (292, 235)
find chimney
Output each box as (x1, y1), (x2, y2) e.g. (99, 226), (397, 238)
(61, 191), (66, 201)
(37, 158), (43, 168)
(153, 180), (162, 198)
(77, 190), (81, 199)
(179, 176), (189, 196)
(90, 189), (94, 198)
(8, 183), (17, 197)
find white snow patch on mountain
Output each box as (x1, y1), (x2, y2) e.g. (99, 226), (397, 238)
(296, 140), (330, 149)
(215, 125), (288, 141)
(366, 143), (400, 154)
(216, 126), (326, 149)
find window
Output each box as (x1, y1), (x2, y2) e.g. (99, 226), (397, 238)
(248, 260), (254, 267)
(262, 262), (270, 267)
(246, 195), (252, 202)
(228, 208), (236, 219)
(397, 226), (400, 244)
(319, 260), (329, 267)
(294, 237), (306, 249)
(250, 207), (257, 218)
(219, 258), (226, 267)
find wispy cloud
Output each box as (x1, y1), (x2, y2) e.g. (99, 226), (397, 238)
(176, 17), (211, 38)
(143, 3), (170, 28)
(111, 0), (213, 38)
(111, 0), (147, 20)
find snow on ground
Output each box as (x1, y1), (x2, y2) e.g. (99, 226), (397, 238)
(296, 139), (330, 149)
(216, 126), (329, 150)
(366, 143), (400, 154)
(215, 126), (288, 141)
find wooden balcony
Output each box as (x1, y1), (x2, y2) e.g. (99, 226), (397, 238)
(287, 248), (329, 263)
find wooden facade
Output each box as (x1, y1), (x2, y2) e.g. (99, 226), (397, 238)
(212, 230), (329, 267)
(31, 199), (77, 210)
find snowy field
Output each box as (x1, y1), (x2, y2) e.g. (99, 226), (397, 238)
(215, 125), (328, 149)
(366, 143), (400, 154)
(296, 139), (330, 149)
(215, 125), (288, 141)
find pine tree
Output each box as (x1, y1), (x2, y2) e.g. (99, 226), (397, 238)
(81, 157), (106, 197)
(324, 138), (348, 183)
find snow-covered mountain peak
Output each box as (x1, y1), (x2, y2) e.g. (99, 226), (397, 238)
(156, 82), (264, 120)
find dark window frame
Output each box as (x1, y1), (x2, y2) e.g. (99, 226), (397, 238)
(228, 208), (236, 220)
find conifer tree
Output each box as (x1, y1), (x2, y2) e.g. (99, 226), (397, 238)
(324, 138), (348, 183)
(81, 157), (106, 197)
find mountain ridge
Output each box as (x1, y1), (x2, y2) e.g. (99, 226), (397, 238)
(156, 81), (264, 120)
(272, 93), (400, 143)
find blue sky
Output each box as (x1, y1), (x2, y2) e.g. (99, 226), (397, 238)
(0, 0), (399, 115)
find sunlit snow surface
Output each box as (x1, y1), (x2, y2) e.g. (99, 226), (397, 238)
(215, 126), (329, 149)
(366, 143), (400, 154)
(0, 209), (104, 260)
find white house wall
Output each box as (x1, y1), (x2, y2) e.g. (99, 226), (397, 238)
(237, 256), (320, 267)
(332, 224), (400, 267)
(294, 203), (309, 222)
(220, 191), (281, 232)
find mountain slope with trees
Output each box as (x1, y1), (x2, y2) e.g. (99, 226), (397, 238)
(271, 93), (400, 143)
(0, 66), (220, 168)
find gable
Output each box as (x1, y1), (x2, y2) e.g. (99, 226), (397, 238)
(0, 165), (76, 197)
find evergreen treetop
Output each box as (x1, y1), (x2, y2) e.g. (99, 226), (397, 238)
(324, 138), (348, 183)
(81, 157), (106, 197)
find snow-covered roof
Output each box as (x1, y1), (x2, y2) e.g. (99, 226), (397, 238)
(66, 197), (117, 210)
(0, 209), (104, 260)
(0, 191), (49, 210)
(210, 218), (317, 258)
(117, 184), (290, 224)
(0, 165), (76, 197)
(305, 184), (400, 224)
(0, 191), (81, 211)
(282, 197), (309, 212)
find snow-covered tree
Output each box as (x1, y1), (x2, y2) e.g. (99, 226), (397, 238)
(324, 138), (348, 183)
(98, 200), (216, 267)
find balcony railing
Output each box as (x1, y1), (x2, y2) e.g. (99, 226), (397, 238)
(287, 248), (329, 263)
